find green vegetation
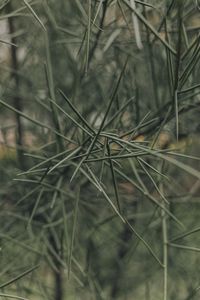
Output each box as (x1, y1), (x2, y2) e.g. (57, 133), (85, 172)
(0, 1), (200, 299)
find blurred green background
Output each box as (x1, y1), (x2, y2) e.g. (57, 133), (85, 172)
(0, 1), (200, 299)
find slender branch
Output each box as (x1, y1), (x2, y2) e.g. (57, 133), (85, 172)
(6, 2), (26, 169)
(88, 0), (108, 67)
(160, 162), (168, 300)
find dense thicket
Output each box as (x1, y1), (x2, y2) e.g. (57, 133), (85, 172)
(0, 1), (200, 299)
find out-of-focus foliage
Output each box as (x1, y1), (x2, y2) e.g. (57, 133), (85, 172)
(0, 1), (200, 299)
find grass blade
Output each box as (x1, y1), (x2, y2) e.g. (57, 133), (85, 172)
(23, 0), (46, 31)
(68, 188), (80, 278)
(0, 265), (39, 289)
